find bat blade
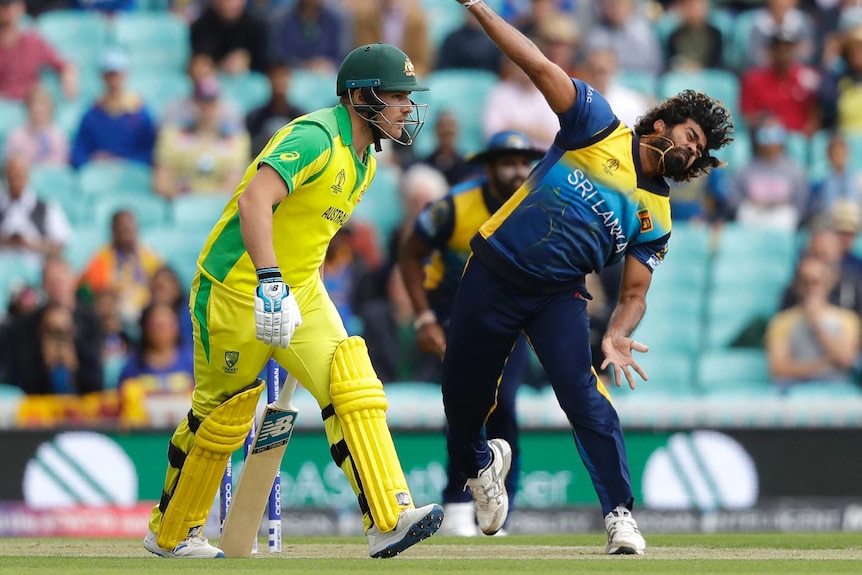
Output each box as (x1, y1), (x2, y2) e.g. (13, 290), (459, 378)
(220, 380), (299, 558)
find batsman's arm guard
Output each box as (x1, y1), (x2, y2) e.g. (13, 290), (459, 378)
(329, 336), (412, 532)
(157, 380), (265, 550)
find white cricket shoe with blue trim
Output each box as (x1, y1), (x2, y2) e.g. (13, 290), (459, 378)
(466, 438), (512, 535)
(367, 503), (444, 558)
(144, 527), (225, 558)
(605, 506), (646, 555)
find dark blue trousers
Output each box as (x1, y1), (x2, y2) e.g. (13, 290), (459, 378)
(441, 258), (634, 515)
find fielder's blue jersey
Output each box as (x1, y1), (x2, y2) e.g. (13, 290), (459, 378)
(413, 177), (503, 312)
(471, 79), (670, 292)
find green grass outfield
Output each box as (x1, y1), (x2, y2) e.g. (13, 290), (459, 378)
(0, 533), (860, 574)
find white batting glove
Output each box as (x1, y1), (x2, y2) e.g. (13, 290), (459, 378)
(254, 267), (302, 348)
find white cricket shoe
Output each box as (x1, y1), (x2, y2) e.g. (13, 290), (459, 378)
(440, 502), (479, 537)
(144, 527), (225, 558)
(604, 505), (646, 555)
(367, 503), (444, 559)
(465, 438), (511, 535)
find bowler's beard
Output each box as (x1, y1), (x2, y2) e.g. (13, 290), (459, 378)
(640, 135), (689, 178)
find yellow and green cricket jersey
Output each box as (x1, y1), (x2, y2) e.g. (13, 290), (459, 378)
(196, 104), (376, 296)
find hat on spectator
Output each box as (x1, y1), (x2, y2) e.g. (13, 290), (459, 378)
(770, 26), (801, 45)
(194, 77), (221, 101)
(100, 49), (129, 74)
(829, 200), (862, 234)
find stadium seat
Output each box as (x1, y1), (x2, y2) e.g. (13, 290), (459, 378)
(113, 13), (190, 74)
(0, 99), (26, 150)
(609, 351), (698, 398)
(126, 71), (193, 121)
(615, 71), (658, 99)
(28, 164), (87, 225)
(78, 160), (153, 197)
(170, 194), (229, 232)
(713, 224), (799, 269)
(288, 70), (339, 114)
(808, 130), (862, 184)
(646, 285), (704, 318)
(634, 309), (704, 356)
(657, 69), (740, 121)
(351, 163), (403, 243)
(784, 381), (862, 398)
(36, 10), (110, 71)
(412, 69), (499, 158)
(696, 348), (778, 396)
(64, 227), (108, 272)
(419, 0), (465, 53)
(92, 193), (171, 232)
(219, 72), (272, 115)
(727, 9), (759, 72)
(0, 253), (43, 293)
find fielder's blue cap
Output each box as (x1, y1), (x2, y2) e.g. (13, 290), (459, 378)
(468, 130), (546, 163)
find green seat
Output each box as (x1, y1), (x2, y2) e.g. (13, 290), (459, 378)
(419, 0), (465, 52)
(219, 72), (272, 115)
(64, 227), (108, 272)
(696, 348), (778, 396)
(713, 129), (751, 175)
(668, 222), (712, 260)
(646, 286), (704, 318)
(0, 383), (23, 398)
(610, 351), (698, 398)
(288, 70), (338, 114)
(412, 69), (500, 158)
(784, 381), (862, 398)
(649, 255), (709, 292)
(145, 226), (205, 288)
(28, 164), (88, 224)
(170, 195), (229, 232)
(0, 253), (44, 293)
(714, 224), (799, 268)
(352, 163), (402, 243)
(0, 99), (26, 149)
(658, 69), (740, 121)
(114, 13), (190, 73)
(79, 160), (153, 197)
(126, 71), (193, 121)
(37, 10), (110, 71)
(92, 193), (170, 232)
(634, 310), (704, 356)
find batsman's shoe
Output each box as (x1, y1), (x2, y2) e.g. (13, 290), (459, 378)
(144, 527), (226, 558)
(439, 502), (479, 537)
(367, 503), (444, 558)
(604, 506), (646, 555)
(465, 438), (512, 535)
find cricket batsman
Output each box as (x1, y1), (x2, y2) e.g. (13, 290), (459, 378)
(144, 43), (443, 559)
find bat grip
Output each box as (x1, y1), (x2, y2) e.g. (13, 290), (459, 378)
(273, 375), (300, 410)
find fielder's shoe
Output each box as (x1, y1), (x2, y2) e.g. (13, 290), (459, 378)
(439, 502), (479, 537)
(604, 505), (646, 555)
(465, 438), (512, 535)
(144, 527), (225, 558)
(367, 503), (444, 559)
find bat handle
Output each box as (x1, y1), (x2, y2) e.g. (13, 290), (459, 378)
(273, 374), (300, 410)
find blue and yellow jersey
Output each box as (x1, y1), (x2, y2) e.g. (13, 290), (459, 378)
(472, 79), (670, 292)
(196, 104), (375, 295)
(413, 177), (504, 310)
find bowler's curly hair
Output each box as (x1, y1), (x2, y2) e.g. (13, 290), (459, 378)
(633, 90), (734, 182)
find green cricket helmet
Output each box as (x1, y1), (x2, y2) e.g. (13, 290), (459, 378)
(337, 43), (429, 148)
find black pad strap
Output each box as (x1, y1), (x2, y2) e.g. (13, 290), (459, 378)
(330, 439), (350, 467)
(357, 492), (370, 516)
(159, 490), (171, 514)
(167, 441), (186, 470)
(321, 403), (336, 421)
(187, 410), (202, 434)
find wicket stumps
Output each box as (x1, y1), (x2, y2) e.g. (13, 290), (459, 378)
(219, 358), (282, 553)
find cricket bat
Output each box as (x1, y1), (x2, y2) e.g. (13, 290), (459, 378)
(220, 372), (300, 558)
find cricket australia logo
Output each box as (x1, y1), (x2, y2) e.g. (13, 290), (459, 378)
(331, 169), (345, 195)
(404, 58), (416, 77)
(224, 351), (239, 374)
(252, 409), (297, 454)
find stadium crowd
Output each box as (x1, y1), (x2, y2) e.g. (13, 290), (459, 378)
(1, 0), (862, 427)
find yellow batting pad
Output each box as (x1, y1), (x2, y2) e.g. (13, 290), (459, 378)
(331, 336), (412, 532)
(158, 381), (264, 549)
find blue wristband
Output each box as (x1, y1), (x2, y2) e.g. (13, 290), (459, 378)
(256, 267), (282, 283)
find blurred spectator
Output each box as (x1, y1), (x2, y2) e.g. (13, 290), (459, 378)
(3, 282), (39, 324)
(740, 28), (821, 136)
(78, 209), (163, 328)
(809, 132), (862, 217)
(580, 47), (652, 128)
(162, 53), (244, 134)
(730, 118), (810, 230)
(323, 226), (371, 336)
(483, 57), (559, 149)
(780, 212), (862, 318)
(0, 255), (104, 395)
(436, 10), (502, 74)
(191, 0), (269, 75)
(351, 0), (431, 76)
(415, 111), (471, 186)
(819, 24), (862, 132)
(667, 169), (731, 223)
(153, 76), (251, 197)
(117, 302), (195, 427)
(92, 285), (128, 389)
(766, 253), (860, 391)
(666, 0), (725, 71)
(245, 59), (306, 156)
(0, 154), (72, 267)
(746, 0), (816, 69)
(585, 0), (663, 76)
(0, 0), (77, 101)
(148, 265), (194, 348)
(534, 12), (581, 77)
(3, 84), (69, 166)
(269, 0), (348, 73)
(70, 50), (158, 169)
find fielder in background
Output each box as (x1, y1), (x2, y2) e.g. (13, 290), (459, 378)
(443, 0), (733, 554)
(399, 130), (545, 536)
(144, 42), (443, 559)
